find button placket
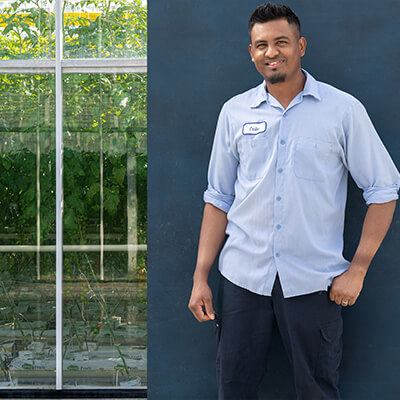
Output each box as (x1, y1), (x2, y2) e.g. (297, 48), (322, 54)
(273, 113), (288, 264)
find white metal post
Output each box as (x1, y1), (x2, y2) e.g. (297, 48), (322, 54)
(55, 0), (63, 390)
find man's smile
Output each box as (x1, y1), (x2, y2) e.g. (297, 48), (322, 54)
(265, 59), (284, 68)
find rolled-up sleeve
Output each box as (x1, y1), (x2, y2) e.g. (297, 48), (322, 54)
(203, 104), (238, 213)
(343, 99), (400, 205)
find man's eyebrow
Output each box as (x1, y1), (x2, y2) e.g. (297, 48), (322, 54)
(254, 36), (290, 45)
(274, 36), (290, 41)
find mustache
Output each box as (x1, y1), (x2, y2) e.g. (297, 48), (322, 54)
(265, 58), (284, 62)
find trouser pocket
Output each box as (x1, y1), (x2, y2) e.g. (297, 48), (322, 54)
(214, 314), (222, 384)
(315, 318), (343, 384)
(214, 314), (222, 346)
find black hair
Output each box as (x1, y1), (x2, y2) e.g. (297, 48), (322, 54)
(248, 3), (301, 39)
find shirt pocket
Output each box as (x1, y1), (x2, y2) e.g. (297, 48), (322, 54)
(238, 135), (270, 180)
(294, 137), (334, 182)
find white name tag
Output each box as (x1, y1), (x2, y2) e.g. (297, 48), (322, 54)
(242, 121), (267, 135)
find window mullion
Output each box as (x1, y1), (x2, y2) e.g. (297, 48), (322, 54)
(55, 0), (64, 390)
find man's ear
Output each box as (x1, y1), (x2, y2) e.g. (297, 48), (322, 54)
(299, 37), (307, 57)
(249, 44), (255, 62)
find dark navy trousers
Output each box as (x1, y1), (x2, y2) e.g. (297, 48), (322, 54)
(215, 274), (343, 400)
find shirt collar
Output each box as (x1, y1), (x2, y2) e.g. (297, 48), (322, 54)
(250, 69), (321, 108)
(250, 81), (269, 108)
(302, 69), (321, 101)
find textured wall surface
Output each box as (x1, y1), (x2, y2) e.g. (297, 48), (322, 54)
(148, 1), (400, 399)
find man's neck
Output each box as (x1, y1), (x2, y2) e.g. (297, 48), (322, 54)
(265, 70), (306, 110)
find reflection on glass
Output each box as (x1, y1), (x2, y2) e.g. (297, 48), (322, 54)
(63, 0), (147, 59)
(62, 73), (147, 387)
(0, 0), (55, 59)
(0, 74), (56, 387)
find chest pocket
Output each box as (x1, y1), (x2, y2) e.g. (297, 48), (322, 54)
(238, 135), (270, 180)
(294, 137), (335, 182)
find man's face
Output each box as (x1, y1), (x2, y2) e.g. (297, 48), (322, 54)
(249, 19), (306, 85)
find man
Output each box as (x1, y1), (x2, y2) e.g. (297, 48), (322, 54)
(188, 3), (400, 400)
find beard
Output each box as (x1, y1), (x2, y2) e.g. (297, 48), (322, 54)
(266, 72), (286, 84)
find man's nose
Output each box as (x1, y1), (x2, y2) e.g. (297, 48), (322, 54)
(265, 45), (279, 59)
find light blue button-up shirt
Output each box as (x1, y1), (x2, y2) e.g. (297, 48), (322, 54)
(203, 70), (400, 298)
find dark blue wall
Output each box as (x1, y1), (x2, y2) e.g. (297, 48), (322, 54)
(148, 1), (400, 399)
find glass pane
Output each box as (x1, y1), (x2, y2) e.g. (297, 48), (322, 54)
(0, 0), (55, 59)
(0, 74), (56, 388)
(62, 73), (147, 388)
(63, 0), (147, 59)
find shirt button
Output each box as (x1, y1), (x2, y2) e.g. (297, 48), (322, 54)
(280, 140), (286, 145)
(276, 224), (282, 230)
(276, 196), (282, 201)
(277, 168), (283, 173)
(276, 252), (281, 258)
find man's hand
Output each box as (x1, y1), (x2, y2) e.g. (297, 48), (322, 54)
(329, 267), (366, 307)
(189, 204), (227, 322)
(188, 281), (216, 322)
(330, 200), (396, 307)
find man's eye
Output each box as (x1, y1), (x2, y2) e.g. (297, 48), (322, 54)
(277, 41), (287, 45)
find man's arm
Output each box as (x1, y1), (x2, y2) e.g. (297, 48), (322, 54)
(330, 200), (396, 306)
(188, 203), (228, 322)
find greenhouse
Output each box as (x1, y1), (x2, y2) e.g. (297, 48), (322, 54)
(0, 0), (147, 394)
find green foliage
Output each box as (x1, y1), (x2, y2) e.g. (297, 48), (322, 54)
(0, 73), (147, 278)
(0, 75), (55, 246)
(0, 0), (147, 59)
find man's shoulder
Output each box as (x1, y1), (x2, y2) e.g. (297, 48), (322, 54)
(317, 79), (364, 110)
(222, 83), (264, 110)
